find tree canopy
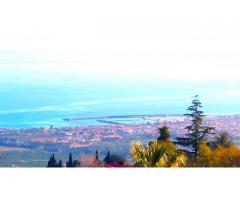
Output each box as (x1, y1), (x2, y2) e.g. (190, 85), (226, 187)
(176, 95), (215, 158)
(157, 126), (170, 142)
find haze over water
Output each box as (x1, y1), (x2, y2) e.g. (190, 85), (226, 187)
(1, 0), (240, 128)
(0, 76), (239, 128)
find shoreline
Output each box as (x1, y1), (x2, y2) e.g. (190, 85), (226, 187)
(0, 113), (240, 130)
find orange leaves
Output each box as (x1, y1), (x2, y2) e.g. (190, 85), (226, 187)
(196, 143), (240, 167)
(210, 145), (240, 167)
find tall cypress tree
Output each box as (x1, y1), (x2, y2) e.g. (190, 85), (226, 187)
(95, 150), (99, 161)
(66, 152), (74, 167)
(176, 95), (215, 158)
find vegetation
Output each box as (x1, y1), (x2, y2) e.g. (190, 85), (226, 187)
(47, 150), (126, 167)
(130, 95), (240, 168)
(47, 152), (81, 168)
(45, 95), (240, 168)
(131, 140), (187, 167)
(157, 126), (170, 142)
(103, 150), (126, 165)
(66, 153), (74, 167)
(47, 154), (58, 168)
(80, 154), (104, 167)
(176, 95), (215, 158)
(130, 123), (187, 167)
(209, 131), (234, 148)
(57, 160), (64, 167)
(195, 132), (240, 167)
(195, 143), (240, 167)
(65, 152), (81, 167)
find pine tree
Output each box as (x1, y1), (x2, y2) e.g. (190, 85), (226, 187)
(57, 160), (64, 167)
(66, 152), (74, 167)
(176, 95), (215, 158)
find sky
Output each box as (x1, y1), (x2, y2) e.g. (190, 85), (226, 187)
(0, 0), (240, 84)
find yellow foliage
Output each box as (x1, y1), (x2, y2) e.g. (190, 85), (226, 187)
(210, 144), (240, 167)
(196, 143), (240, 167)
(195, 143), (213, 167)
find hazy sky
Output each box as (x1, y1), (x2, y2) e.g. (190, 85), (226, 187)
(0, 0), (240, 84)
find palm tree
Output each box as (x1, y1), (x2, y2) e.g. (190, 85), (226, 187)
(131, 140), (187, 167)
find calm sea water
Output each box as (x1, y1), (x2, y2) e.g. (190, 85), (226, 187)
(0, 81), (239, 128)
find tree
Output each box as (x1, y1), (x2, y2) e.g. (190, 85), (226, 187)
(95, 150), (99, 161)
(57, 160), (64, 167)
(47, 154), (58, 168)
(80, 154), (104, 167)
(176, 95), (215, 158)
(131, 140), (187, 167)
(103, 150), (126, 165)
(195, 143), (213, 167)
(196, 142), (240, 167)
(210, 144), (240, 167)
(73, 160), (81, 167)
(215, 132), (233, 148)
(208, 132), (233, 149)
(66, 153), (74, 168)
(103, 150), (111, 163)
(157, 126), (170, 142)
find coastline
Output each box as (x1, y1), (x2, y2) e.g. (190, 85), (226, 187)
(1, 113), (240, 167)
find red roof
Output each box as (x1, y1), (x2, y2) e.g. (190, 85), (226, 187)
(105, 163), (129, 168)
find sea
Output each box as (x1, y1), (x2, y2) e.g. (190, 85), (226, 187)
(0, 80), (239, 128)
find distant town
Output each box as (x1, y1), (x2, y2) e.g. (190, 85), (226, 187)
(1, 114), (240, 155)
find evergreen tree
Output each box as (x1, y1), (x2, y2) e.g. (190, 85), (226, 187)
(57, 160), (64, 167)
(103, 150), (125, 165)
(103, 150), (111, 163)
(47, 154), (52, 167)
(66, 152), (74, 167)
(95, 150), (99, 161)
(176, 95), (215, 158)
(157, 126), (170, 142)
(215, 132), (233, 148)
(73, 160), (81, 167)
(47, 154), (58, 167)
